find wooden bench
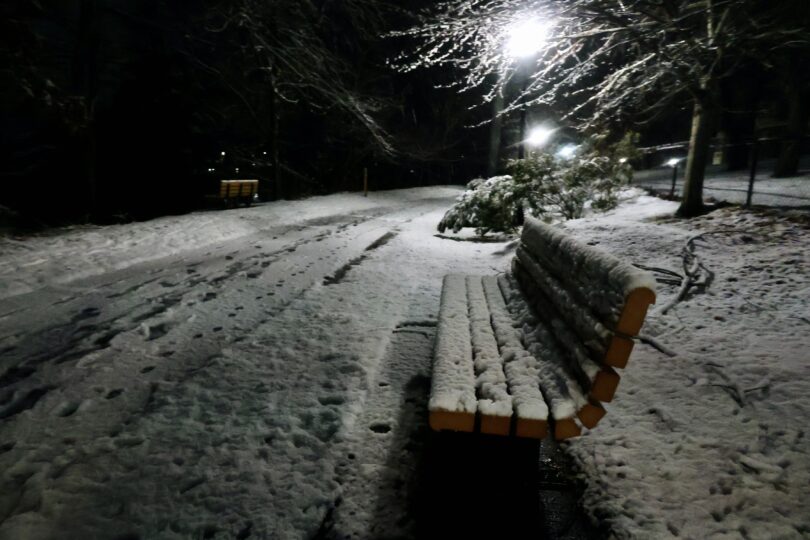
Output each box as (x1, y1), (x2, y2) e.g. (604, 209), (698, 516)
(429, 216), (656, 440)
(217, 179), (259, 206)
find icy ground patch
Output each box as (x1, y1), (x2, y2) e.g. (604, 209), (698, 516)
(562, 196), (810, 538)
(1, 186), (808, 538)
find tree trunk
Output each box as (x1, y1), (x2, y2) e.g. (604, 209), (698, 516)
(487, 92), (504, 177)
(677, 99), (716, 217)
(773, 84), (807, 178)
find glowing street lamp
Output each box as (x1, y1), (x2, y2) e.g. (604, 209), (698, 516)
(526, 126), (556, 148)
(505, 19), (552, 59)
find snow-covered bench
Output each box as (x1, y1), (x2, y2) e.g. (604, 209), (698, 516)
(216, 179), (258, 206)
(429, 216), (657, 440)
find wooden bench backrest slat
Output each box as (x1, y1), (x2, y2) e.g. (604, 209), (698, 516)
(519, 216), (656, 335)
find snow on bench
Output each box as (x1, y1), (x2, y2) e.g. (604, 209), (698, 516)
(429, 216), (656, 440)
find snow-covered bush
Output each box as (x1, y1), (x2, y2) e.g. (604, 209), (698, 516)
(513, 151), (631, 220)
(438, 146), (632, 235)
(437, 175), (526, 235)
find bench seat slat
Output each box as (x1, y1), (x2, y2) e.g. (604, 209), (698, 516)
(498, 276), (588, 440)
(429, 274), (477, 433)
(466, 276), (513, 435)
(482, 276), (549, 439)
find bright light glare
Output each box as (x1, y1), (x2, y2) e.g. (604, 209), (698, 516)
(618, 157), (628, 164)
(221, 151), (226, 156)
(556, 144), (578, 159)
(666, 157), (682, 167)
(526, 126), (555, 147)
(505, 19), (551, 58)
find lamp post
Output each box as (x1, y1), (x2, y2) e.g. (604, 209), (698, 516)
(667, 158), (682, 198)
(504, 18), (551, 159)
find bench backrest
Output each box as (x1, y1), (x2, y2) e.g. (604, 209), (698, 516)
(512, 216), (656, 369)
(219, 179), (259, 198)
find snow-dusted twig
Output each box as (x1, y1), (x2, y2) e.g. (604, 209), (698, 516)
(633, 263), (683, 286)
(636, 334), (677, 357)
(659, 231), (722, 315)
(392, 328), (431, 338)
(709, 383), (746, 407)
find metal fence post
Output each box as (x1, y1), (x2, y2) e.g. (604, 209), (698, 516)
(745, 141), (758, 208)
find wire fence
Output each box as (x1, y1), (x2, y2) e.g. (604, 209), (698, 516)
(633, 136), (810, 208)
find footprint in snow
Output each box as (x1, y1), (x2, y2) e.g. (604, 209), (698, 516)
(179, 476), (206, 494)
(106, 388), (124, 399)
(55, 401), (81, 417)
(74, 307), (101, 321)
(370, 422), (391, 434)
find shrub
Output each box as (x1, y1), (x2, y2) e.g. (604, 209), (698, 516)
(438, 143), (632, 235)
(437, 175), (523, 235)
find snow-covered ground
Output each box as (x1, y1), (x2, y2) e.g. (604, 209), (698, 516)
(561, 195), (810, 539)
(634, 159), (810, 208)
(1, 186), (808, 538)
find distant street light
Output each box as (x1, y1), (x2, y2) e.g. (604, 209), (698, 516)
(526, 126), (556, 148)
(667, 157), (684, 197)
(221, 151), (226, 156)
(556, 143), (578, 159)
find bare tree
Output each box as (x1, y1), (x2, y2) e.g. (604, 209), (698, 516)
(200, 0), (398, 198)
(394, 0), (810, 216)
